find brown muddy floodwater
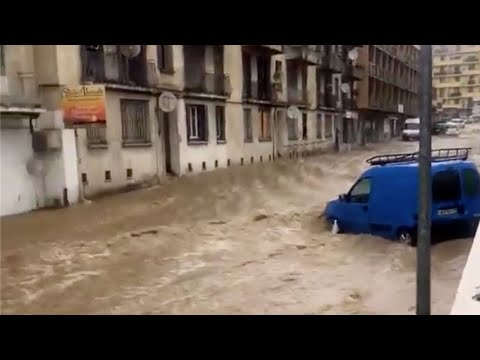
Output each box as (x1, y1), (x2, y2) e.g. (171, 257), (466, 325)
(2, 129), (479, 315)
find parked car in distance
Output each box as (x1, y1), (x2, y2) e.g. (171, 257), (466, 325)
(433, 121), (448, 135)
(445, 123), (460, 136)
(448, 118), (466, 129)
(402, 118), (420, 141)
(324, 148), (480, 246)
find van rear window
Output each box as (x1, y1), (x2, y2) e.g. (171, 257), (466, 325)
(405, 123), (419, 130)
(462, 169), (480, 197)
(432, 170), (461, 203)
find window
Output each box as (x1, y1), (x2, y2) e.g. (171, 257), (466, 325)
(243, 108), (253, 142)
(454, 99), (460, 104)
(302, 113), (308, 140)
(454, 66), (460, 73)
(156, 45), (173, 73)
(455, 76), (460, 82)
(469, 87), (473, 93)
(325, 114), (333, 138)
(287, 116), (298, 140)
(349, 178), (371, 203)
(469, 64), (475, 71)
(216, 106), (226, 142)
(463, 169), (480, 197)
(120, 100), (150, 145)
(259, 108), (271, 140)
(186, 104), (208, 143)
(0, 44), (5, 75)
(86, 124), (107, 146)
(439, 88), (445, 97)
(432, 170), (461, 203)
(316, 113), (322, 139)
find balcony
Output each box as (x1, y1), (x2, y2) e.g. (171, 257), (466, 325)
(0, 73), (44, 117)
(343, 63), (364, 81)
(285, 45), (322, 65)
(317, 92), (337, 109)
(184, 72), (231, 97)
(243, 45), (283, 54)
(464, 55), (479, 63)
(243, 80), (275, 102)
(81, 45), (157, 89)
(288, 87), (309, 106)
(320, 52), (343, 73)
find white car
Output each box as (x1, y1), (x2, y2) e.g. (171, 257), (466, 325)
(448, 118), (466, 129)
(445, 124), (460, 136)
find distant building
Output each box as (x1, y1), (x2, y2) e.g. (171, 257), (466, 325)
(356, 45), (420, 143)
(433, 45), (480, 117)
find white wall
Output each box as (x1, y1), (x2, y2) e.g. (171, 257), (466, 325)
(450, 224), (480, 315)
(0, 127), (38, 216)
(77, 91), (159, 197)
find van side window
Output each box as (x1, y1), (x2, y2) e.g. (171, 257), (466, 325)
(462, 169), (480, 197)
(432, 170), (461, 203)
(349, 178), (371, 203)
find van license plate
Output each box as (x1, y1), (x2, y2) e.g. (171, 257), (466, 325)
(438, 208), (458, 216)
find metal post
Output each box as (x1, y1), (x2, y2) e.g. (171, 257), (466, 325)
(417, 45), (433, 315)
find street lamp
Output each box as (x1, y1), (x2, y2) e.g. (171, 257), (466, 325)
(417, 45), (433, 315)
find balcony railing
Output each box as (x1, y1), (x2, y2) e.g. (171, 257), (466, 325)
(184, 72), (231, 97)
(317, 92), (337, 109)
(0, 73), (43, 112)
(244, 45), (284, 54)
(81, 45), (154, 88)
(343, 63), (364, 80)
(285, 45), (322, 65)
(321, 53), (343, 73)
(464, 55), (479, 63)
(243, 80), (274, 101)
(288, 87), (309, 105)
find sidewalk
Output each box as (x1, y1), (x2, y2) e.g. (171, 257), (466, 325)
(450, 224), (480, 315)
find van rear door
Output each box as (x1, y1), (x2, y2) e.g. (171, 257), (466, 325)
(431, 168), (464, 221)
(461, 167), (480, 220)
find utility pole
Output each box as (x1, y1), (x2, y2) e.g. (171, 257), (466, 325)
(417, 45), (433, 315)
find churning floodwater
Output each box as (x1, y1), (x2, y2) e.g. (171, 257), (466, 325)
(1, 128), (479, 314)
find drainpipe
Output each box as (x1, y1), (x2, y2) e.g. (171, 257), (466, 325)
(155, 94), (161, 181)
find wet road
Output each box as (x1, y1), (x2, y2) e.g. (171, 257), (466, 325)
(2, 127), (480, 314)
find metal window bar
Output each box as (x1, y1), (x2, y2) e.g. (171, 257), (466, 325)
(86, 125), (107, 145)
(121, 100), (150, 144)
(366, 147), (471, 166)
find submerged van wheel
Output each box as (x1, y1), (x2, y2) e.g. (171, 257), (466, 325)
(397, 228), (417, 246)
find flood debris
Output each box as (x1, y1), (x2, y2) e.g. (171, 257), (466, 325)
(253, 214), (269, 221)
(130, 229), (159, 237)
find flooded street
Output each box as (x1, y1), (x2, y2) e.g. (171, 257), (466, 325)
(2, 128), (480, 315)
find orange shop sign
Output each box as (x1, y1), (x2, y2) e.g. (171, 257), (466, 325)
(62, 85), (106, 125)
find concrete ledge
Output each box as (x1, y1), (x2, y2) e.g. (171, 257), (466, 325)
(450, 225), (480, 315)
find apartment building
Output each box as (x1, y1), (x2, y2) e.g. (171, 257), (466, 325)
(1, 45), (76, 216)
(0, 45), (371, 211)
(356, 45), (420, 143)
(432, 45), (480, 118)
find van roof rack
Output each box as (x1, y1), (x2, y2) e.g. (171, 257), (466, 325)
(366, 147), (471, 166)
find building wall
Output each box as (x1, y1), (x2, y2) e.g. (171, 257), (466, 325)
(0, 123), (38, 216)
(432, 45), (480, 111)
(76, 91), (159, 197)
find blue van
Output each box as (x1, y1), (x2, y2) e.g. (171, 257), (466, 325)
(324, 148), (480, 245)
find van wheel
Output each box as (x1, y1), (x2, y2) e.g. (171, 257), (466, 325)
(397, 228), (416, 246)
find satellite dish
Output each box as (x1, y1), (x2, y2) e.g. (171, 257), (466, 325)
(341, 83), (350, 94)
(120, 45), (141, 58)
(348, 48), (359, 61)
(287, 106), (301, 119)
